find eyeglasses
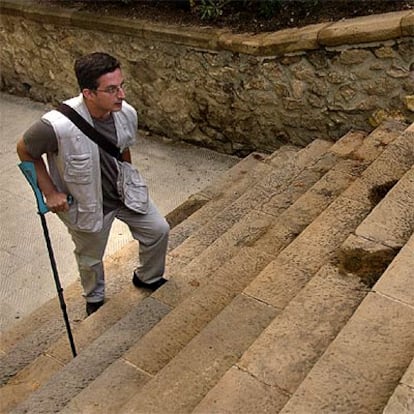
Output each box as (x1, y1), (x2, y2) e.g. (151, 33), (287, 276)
(95, 82), (126, 95)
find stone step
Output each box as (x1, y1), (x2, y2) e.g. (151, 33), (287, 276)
(58, 130), (370, 413)
(0, 145), (297, 410)
(244, 123), (414, 307)
(279, 238), (414, 414)
(64, 122), (409, 413)
(379, 233), (414, 414)
(0, 137), (334, 412)
(156, 121), (407, 309)
(164, 139), (332, 275)
(193, 264), (368, 413)
(193, 127), (414, 414)
(155, 138), (341, 308)
(339, 165), (414, 287)
(167, 147), (296, 249)
(382, 357), (414, 414)
(115, 123), (414, 413)
(0, 150), (274, 392)
(0, 148), (271, 357)
(193, 160), (414, 413)
(5, 121), (412, 413)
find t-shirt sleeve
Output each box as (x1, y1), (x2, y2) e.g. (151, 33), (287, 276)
(23, 119), (58, 158)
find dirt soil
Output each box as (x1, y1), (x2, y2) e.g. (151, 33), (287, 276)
(41, 0), (414, 34)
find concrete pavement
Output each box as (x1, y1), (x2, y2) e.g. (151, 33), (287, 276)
(0, 92), (238, 332)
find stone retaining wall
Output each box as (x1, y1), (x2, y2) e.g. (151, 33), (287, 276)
(1, 0), (413, 154)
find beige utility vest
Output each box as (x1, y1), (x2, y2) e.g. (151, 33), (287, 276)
(42, 94), (138, 232)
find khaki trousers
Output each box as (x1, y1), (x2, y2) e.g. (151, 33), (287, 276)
(61, 199), (169, 303)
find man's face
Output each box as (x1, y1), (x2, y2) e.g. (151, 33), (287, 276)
(84, 68), (126, 118)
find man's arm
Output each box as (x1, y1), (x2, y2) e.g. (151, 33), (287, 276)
(17, 138), (69, 213)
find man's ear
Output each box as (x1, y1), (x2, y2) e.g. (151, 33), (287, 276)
(82, 88), (95, 100)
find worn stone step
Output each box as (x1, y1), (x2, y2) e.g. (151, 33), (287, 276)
(120, 294), (278, 413)
(279, 264), (414, 412)
(244, 124), (414, 308)
(54, 123), (402, 412)
(379, 233), (414, 414)
(166, 192), (371, 412)
(159, 140), (360, 307)
(10, 297), (171, 414)
(193, 131), (414, 413)
(194, 230), (414, 414)
(383, 357), (414, 414)
(59, 123), (403, 413)
(0, 148), (266, 386)
(0, 289), (148, 413)
(0, 150), (266, 357)
(155, 121), (408, 309)
(193, 264), (368, 413)
(5, 121), (410, 412)
(165, 138), (332, 273)
(58, 134), (367, 413)
(339, 165), (414, 287)
(167, 146), (296, 249)
(0, 151), (277, 407)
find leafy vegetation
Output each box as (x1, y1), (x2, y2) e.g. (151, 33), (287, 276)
(41, 0), (414, 33)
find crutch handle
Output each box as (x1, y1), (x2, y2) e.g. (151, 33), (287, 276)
(18, 161), (49, 214)
(19, 161), (74, 214)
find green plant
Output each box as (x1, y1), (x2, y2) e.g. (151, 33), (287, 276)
(195, 0), (230, 20)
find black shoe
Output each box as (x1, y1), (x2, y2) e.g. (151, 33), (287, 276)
(132, 272), (167, 291)
(86, 300), (104, 316)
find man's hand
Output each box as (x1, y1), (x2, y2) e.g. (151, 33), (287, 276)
(45, 191), (70, 213)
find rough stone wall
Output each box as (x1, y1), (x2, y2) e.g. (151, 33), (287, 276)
(1, 1), (413, 155)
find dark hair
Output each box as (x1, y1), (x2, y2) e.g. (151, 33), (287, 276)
(74, 52), (121, 91)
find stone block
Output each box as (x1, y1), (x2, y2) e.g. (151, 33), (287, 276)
(121, 295), (277, 413)
(374, 233), (414, 307)
(383, 383), (414, 414)
(355, 166), (414, 249)
(260, 23), (329, 56)
(193, 366), (289, 413)
(327, 130), (366, 157)
(125, 284), (236, 375)
(352, 120), (407, 163)
(11, 297), (170, 413)
(319, 11), (410, 47)
(240, 264), (365, 394)
(342, 130), (414, 206)
(401, 11), (414, 36)
(0, 355), (63, 414)
(245, 196), (369, 308)
(280, 293), (414, 414)
(48, 289), (145, 364)
(60, 359), (151, 414)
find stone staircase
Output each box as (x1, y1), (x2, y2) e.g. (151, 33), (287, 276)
(1, 120), (414, 414)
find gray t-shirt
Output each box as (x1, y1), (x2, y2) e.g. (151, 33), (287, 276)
(23, 114), (123, 214)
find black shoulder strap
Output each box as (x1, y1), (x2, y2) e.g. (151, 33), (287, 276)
(56, 103), (122, 161)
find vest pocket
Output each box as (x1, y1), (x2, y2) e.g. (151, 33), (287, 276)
(118, 162), (149, 214)
(64, 153), (92, 184)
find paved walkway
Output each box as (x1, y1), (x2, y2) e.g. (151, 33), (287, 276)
(0, 92), (238, 332)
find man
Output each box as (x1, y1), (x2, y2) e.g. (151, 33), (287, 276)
(17, 52), (169, 316)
